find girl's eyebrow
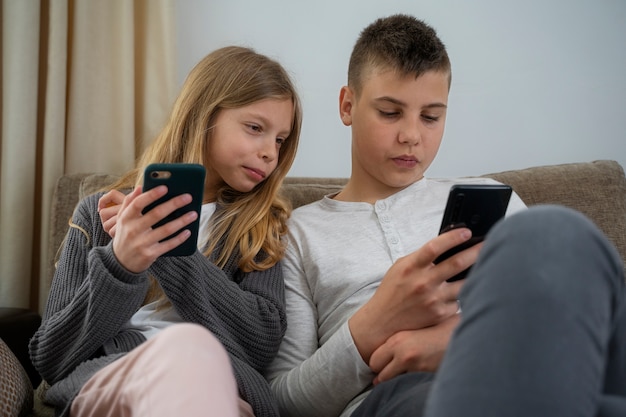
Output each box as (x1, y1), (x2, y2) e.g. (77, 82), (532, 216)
(245, 111), (291, 137)
(373, 96), (447, 109)
(244, 111), (270, 124)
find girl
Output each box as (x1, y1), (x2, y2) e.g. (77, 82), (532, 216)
(29, 46), (302, 417)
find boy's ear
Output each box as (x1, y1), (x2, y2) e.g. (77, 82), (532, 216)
(339, 86), (354, 126)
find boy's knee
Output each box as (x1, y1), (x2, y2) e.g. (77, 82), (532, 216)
(484, 204), (623, 287)
(491, 204), (609, 253)
(500, 204), (595, 235)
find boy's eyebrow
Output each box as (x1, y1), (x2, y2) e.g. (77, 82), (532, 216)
(374, 96), (447, 109)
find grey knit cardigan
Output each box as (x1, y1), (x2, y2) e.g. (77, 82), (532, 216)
(29, 192), (287, 417)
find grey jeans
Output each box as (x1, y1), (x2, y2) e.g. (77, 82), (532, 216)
(352, 205), (626, 417)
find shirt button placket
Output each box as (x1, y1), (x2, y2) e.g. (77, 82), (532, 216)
(375, 200), (403, 260)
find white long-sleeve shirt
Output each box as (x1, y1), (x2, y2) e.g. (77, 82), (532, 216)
(265, 177), (527, 417)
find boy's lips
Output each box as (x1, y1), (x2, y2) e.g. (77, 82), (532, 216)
(394, 154), (418, 162)
(392, 155), (419, 167)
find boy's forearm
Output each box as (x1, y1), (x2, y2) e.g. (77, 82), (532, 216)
(269, 323), (373, 417)
(348, 302), (393, 363)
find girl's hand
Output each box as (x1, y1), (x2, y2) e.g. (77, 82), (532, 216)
(111, 186), (198, 273)
(98, 190), (126, 238)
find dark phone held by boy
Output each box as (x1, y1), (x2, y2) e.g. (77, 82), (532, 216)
(434, 184), (512, 282)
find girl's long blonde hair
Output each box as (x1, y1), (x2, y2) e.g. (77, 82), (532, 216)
(108, 46), (301, 291)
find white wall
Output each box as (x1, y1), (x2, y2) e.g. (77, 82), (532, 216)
(175, 0), (626, 178)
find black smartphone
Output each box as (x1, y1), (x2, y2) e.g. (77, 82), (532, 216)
(434, 184), (512, 282)
(142, 163), (206, 257)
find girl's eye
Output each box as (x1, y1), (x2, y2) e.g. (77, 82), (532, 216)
(247, 123), (262, 133)
(276, 138), (285, 147)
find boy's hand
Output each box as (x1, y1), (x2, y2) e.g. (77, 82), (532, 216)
(110, 186), (198, 273)
(369, 314), (460, 385)
(348, 227), (479, 362)
(98, 190), (126, 238)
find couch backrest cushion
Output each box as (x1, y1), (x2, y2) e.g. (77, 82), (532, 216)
(484, 160), (626, 265)
(46, 160), (626, 302)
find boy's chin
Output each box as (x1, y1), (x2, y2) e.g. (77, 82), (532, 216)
(387, 172), (425, 187)
(378, 175), (424, 192)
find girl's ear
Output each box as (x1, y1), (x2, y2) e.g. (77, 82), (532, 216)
(339, 86), (354, 126)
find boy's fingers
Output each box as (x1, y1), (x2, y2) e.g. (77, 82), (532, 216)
(412, 227), (472, 267)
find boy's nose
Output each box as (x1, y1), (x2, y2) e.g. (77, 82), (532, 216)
(399, 122), (421, 146)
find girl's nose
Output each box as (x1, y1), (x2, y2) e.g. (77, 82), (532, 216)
(260, 139), (278, 161)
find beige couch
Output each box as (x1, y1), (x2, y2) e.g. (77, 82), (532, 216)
(2, 159), (625, 417)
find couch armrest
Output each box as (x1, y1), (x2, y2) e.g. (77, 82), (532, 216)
(0, 308), (42, 388)
(0, 337), (34, 416)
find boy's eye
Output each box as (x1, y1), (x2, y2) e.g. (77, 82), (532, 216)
(379, 110), (400, 118)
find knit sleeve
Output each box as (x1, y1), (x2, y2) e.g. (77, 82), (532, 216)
(151, 251), (287, 372)
(29, 193), (150, 384)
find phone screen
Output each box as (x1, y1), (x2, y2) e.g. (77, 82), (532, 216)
(434, 184), (512, 281)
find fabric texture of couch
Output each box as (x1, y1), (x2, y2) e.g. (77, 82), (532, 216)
(2, 159), (625, 417)
(0, 338), (33, 417)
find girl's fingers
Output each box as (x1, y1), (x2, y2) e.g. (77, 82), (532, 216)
(99, 190), (126, 238)
(101, 215), (117, 234)
(137, 191), (193, 232)
(120, 186), (147, 213)
(111, 184), (201, 271)
(153, 228), (193, 258)
(150, 209), (198, 244)
(98, 189), (126, 212)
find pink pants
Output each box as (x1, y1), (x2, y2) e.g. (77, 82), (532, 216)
(70, 323), (254, 417)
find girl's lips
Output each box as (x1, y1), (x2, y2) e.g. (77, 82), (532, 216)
(244, 166), (266, 181)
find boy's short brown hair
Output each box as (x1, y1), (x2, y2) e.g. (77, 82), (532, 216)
(348, 14), (451, 95)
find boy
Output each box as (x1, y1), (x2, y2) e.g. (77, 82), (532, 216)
(266, 14), (626, 417)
